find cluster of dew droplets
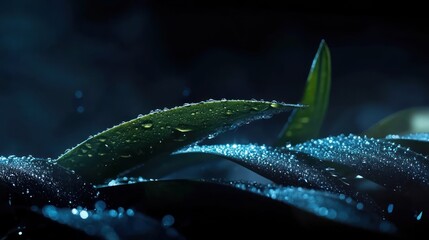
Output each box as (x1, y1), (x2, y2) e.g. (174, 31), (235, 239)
(385, 132), (429, 142)
(37, 201), (183, 240)
(0, 155), (97, 206)
(98, 176), (157, 188)
(174, 144), (350, 194)
(230, 182), (396, 233)
(289, 134), (429, 193)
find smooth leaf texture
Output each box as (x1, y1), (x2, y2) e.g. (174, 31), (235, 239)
(364, 107), (429, 138)
(39, 204), (184, 240)
(289, 134), (429, 195)
(174, 144), (349, 193)
(57, 100), (300, 183)
(0, 156), (97, 207)
(277, 40), (331, 145)
(98, 180), (395, 236)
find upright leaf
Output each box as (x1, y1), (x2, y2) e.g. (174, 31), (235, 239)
(277, 40), (331, 145)
(364, 107), (429, 138)
(57, 100), (300, 183)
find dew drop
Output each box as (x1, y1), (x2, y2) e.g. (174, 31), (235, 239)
(387, 204), (394, 213)
(174, 127), (193, 133)
(162, 214), (175, 227)
(141, 121), (153, 129)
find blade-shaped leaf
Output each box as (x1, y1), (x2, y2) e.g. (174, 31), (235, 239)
(231, 182), (395, 233)
(57, 100), (300, 183)
(277, 40), (331, 145)
(384, 133), (429, 156)
(38, 204), (184, 240)
(289, 134), (429, 195)
(174, 144), (349, 194)
(364, 107), (429, 138)
(98, 180), (395, 235)
(0, 156), (97, 207)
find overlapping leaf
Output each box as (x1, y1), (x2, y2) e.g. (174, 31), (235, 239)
(0, 155), (97, 207)
(57, 100), (300, 183)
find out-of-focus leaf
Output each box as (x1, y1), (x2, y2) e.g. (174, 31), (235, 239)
(364, 107), (429, 138)
(277, 40), (331, 145)
(289, 134), (429, 196)
(37, 204), (184, 240)
(98, 180), (396, 237)
(57, 100), (300, 183)
(0, 155), (97, 207)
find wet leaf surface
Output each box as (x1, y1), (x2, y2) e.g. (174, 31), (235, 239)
(57, 100), (300, 183)
(0, 156), (97, 207)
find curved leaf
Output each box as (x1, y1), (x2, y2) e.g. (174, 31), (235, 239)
(0, 156), (97, 207)
(277, 40), (331, 145)
(383, 133), (429, 157)
(98, 180), (395, 236)
(364, 107), (429, 138)
(289, 135), (429, 195)
(174, 144), (349, 193)
(57, 100), (300, 183)
(37, 204), (184, 240)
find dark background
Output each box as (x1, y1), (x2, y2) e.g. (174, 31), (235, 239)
(1, 1), (428, 158)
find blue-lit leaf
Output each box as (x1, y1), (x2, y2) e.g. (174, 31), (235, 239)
(230, 182), (395, 233)
(289, 134), (429, 194)
(57, 100), (300, 183)
(384, 133), (429, 156)
(174, 144), (349, 193)
(277, 40), (331, 145)
(0, 155), (97, 207)
(38, 204), (183, 240)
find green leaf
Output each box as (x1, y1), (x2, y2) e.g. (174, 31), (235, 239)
(57, 100), (299, 183)
(364, 107), (429, 138)
(277, 40), (331, 145)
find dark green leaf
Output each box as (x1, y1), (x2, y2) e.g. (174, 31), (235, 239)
(57, 100), (300, 183)
(277, 40), (331, 145)
(364, 107), (429, 138)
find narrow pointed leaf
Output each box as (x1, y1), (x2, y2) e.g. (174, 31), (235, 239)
(277, 40), (331, 145)
(364, 107), (429, 138)
(0, 156), (97, 207)
(174, 144), (349, 193)
(289, 135), (429, 194)
(57, 100), (300, 183)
